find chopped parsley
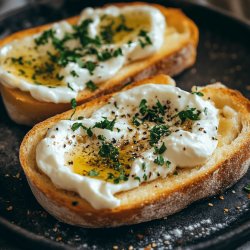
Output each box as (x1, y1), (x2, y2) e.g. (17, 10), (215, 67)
(100, 21), (115, 43)
(134, 176), (141, 182)
(97, 48), (123, 61)
(86, 80), (98, 91)
(192, 91), (204, 96)
(132, 115), (140, 126)
(107, 172), (115, 180)
(93, 117), (116, 131)
(18, 69), (26, 75)
(97, 135), (106, 141)
(244, 184), (250, 193)
(139, 99), (148, 116)
(73, 18), (101, 47)
(35, 29), (55, 46)
(70, 98), (77, 119)
(204, 107), (208, 115)
(82, 61), (96, 75)
(11, 56), (24, 65)
(154, 155), (165, 166)
(71, 98), (77, 109)
(137, 99), (166, 123)
(149, 125), (171, 146)
(98, 142), (119, 161)
(166, 160), (171, 168)
(176, 108), (201, 124)
(70, 70), (79, 77)
(113, 172), (128, 184)
(71, 122), (82, 131)
(67, 82), (74, 91)
(116, 15), (134, 32)
(88, 169), (99, 177)
(71, 122), (93, 136)
(154, 142), (167, 154)
(56, 73), (64, 81)
(138, 29), (152, 48)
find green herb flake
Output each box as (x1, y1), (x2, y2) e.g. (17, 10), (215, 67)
(137, 99), (166, 123)
(150, 125), (171, 146)
(67, 83), (74, 91)
(82, 61), (96, 75)
(11, 56), (23, 65)
(94, 117), (116, 131)
(56, 73), (64, 81)
(204, 107), (208, 115)
(166, 160), (171, 168)
(138, 29), (152, 48)
(86, 80), (98, 91)
(71, 122), (93, 136)
(134, 176), (141, 182)
(154, 155), (165, 166)
(71, 122), (82, 131)
(88, 169), (99, 177)
(192, 91), (204, 96)
(99, 143), (119, 160)
(176, 108), (201, 124)
(18, 69), (26, 75)
(116, 15), (134, 32)
(139, 99), (148, 116)
(97, 135), (106, 141)
(35, 29), (55, 46)
(132, 115), (140, 126)
(70, 98), (77, 109)
(154, 142), (167, 154)
(107, 172), (115, 180)
(70, 70), (79, 77)
(244, 184), (250, 193)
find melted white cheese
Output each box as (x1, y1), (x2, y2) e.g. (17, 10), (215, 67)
(0, 5), (166, 103)
(36, 84), (219, 209)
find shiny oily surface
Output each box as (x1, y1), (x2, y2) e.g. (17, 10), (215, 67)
(36, 84), (218, 209)
(0, 1), (249, 250)
(0, 5), (166, 103)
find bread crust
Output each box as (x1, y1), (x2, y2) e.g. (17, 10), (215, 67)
(19, 74), (250, 227)
(0, 2), (198, 125)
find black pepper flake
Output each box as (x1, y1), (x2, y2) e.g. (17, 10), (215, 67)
(72, 201), (78, 206)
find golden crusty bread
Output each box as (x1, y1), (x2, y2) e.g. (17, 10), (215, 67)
(0, 2), (198, 125)
(19, 74), (250, 227)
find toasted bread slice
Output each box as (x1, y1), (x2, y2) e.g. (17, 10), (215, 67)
(19, 74), (250, 228)
(0, 2), (198, 125)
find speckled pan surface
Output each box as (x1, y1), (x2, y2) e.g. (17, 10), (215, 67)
(0, 0), (249, 249)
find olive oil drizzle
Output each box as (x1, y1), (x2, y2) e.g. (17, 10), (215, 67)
(1, 12), (152, 89)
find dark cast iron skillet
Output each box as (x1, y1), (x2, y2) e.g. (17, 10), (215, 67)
(0, 0), (249, 249)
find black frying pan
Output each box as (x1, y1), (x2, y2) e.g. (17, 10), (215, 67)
(0, 1), (249, 249)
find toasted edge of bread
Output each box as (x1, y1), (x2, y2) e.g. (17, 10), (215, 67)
(19, 74), (250, 227)
(0, 2), (198, 125)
